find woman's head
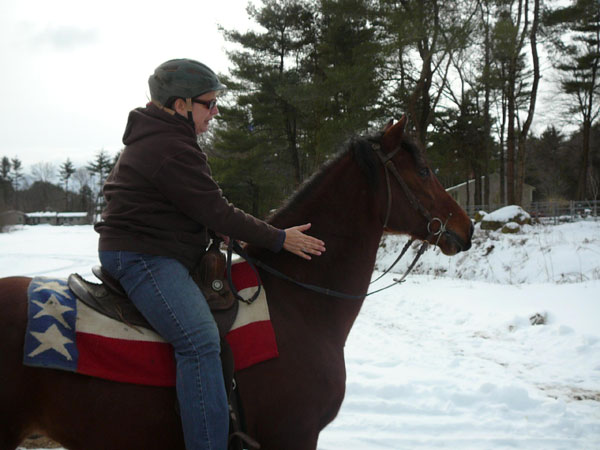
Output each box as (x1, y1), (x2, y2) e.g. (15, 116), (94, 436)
(148, 58), (225, 134)
(148, 58), (226, 107)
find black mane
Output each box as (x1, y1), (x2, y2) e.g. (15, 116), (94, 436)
(268, 132), (425, 223)
(267, 134), (380, 224)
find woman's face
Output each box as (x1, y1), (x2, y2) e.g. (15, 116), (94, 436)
(190, 91), (219, 135)
(173, 92), (219, 135)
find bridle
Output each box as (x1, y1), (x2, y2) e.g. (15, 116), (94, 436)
(227, 135), (453, 302)
(371, 138), (450, 237)
(366, 138), (451, 287)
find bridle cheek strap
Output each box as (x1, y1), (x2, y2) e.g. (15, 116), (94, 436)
(373, 142), (451, 235)
(367, 140), (452, 291)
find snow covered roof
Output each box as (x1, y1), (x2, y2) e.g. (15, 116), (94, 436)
(26, 212), (88, 218)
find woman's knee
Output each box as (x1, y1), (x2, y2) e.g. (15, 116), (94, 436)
(176, 319), (221, 357)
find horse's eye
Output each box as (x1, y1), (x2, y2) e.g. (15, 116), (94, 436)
(419, 167), (430, 178)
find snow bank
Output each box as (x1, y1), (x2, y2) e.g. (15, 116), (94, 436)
(1, 222), (598, 450)
(377, 220), (600, 284)
(484, 205), (531, 223)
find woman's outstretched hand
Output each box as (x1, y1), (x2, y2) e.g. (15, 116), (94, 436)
(283, 223), (326, 260)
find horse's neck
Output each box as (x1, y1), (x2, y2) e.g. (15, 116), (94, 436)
(267, 154), (384, 343)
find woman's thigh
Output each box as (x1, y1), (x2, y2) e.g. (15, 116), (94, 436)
(100, 251), (220, 354)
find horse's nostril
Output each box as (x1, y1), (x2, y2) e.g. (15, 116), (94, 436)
(463, 223), (474, 251)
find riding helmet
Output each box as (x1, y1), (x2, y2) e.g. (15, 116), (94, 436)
(148, 58), (227, 107)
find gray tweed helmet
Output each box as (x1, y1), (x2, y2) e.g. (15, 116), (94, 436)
(148, 58), (226, 107)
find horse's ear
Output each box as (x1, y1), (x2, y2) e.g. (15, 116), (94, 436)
(382, 119), (394, 133)
(383, 115), (408, 143)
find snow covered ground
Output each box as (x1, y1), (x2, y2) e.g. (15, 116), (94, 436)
(1, 220), (599, 450)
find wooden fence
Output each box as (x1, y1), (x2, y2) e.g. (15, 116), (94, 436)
(464, 200), (599, 224)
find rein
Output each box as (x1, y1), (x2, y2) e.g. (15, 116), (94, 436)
(226, 136), (451, 302)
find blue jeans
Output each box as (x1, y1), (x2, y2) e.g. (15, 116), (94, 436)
(99, 251), (228, 450)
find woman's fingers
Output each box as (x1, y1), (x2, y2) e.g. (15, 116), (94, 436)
(283, 223), (326, 260)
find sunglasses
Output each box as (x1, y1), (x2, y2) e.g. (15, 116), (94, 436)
(191, 98), (218, 110)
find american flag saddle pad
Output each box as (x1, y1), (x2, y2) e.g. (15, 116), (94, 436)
(23, 260), (278, 386)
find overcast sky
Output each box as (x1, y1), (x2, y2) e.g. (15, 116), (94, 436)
(0, 0), (255, 170)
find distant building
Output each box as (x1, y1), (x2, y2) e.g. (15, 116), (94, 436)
(446, 173), (535, 212)
(0, 210), (26, 226)
(25, 212), (90, 225)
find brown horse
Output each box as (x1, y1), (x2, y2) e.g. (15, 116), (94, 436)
(0, 117), (473, 450)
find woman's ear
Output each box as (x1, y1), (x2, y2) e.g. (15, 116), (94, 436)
(173, 98), (187, 116)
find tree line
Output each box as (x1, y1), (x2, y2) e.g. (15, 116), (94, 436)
(2, 0), (598, 222)
(206, 0), (599, 217)
(0, 150), (118, 216)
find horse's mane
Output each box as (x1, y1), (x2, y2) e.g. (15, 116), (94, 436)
(267, 134), (378, 223)
(268, 131), (426, 223)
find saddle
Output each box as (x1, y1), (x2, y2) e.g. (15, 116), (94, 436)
(67, 240), (239, 337)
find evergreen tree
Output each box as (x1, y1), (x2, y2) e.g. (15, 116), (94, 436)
(10, 157), (23, 190)
(10, 157), (23, 209)
(215, 0), (319, 214)
(1, 157), (10, 181)
(525, 126), (569, 200)
(311, 0), (383, 160)
(79, 184), (94, 215)
(545, 0), (600, 200)
(87, 149), (113, 221)
(21, 181), (65, 212)
(0, 157), (12, 211)
(223, 0), (316, 181)
(431, 91), (488, 208)
(215, 0), (383, 215)
(60, 158), (76, 210)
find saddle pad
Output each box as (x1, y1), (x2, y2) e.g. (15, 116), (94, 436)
(23, 261), (278, 386)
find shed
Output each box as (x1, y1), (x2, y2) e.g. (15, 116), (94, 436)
(0, 210), (26, 226)
(446, 173), (535, 212)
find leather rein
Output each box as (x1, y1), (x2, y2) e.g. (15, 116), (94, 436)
(227, 137), (451, 302)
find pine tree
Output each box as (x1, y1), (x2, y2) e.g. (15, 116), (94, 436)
(10, 157), (23, 190)
(545, 0), (600, 200)
(60, 158), (76, 210)
(86, 150), (113, 221)
(10, 157), (23, 209)
(311, 0), (383, 159)
(215, 0), (383, 215)
(215, 0), (319, 214)
(0, 157), (10, 181)
(525, 126), (569, 200)
(0, 156), (12, 210)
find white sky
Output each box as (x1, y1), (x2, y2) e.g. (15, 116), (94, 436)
(0, 0), (256, 170)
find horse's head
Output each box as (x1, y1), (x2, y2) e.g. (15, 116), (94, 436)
(373, 116), (473, 256)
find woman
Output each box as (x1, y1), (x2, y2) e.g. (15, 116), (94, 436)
(95, 58), (325, 450)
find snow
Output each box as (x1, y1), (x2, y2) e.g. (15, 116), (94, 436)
(377, 221), (600, 285)
(483, 204), (532, 223)
(25, 211), (87, 218)
(1, 221), (599, 450)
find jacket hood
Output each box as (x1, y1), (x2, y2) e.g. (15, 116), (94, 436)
(122, 103), (195, 146)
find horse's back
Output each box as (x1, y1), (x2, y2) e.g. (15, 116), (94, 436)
(0, 276), (37, 450)
(0, 276), (185, 450)
(0, 277), (31, 394)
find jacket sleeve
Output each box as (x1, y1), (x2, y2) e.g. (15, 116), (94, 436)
(152, 145), (285, 252)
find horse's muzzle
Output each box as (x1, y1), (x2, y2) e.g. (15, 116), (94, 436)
(444, 222), (473, 253)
